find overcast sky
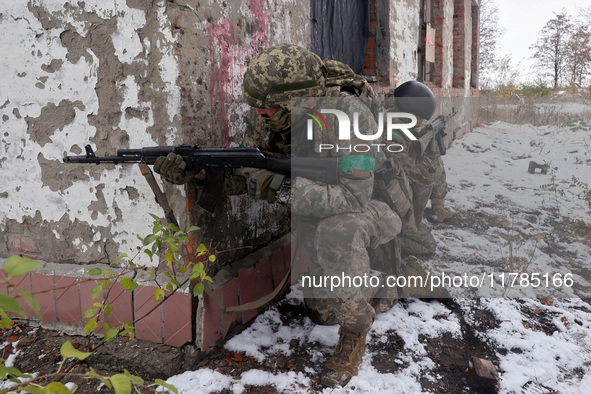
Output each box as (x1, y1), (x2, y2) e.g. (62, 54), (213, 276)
(493, 0), (588, 80)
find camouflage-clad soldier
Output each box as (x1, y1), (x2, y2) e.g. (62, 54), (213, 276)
(155, 44), (401, 388)
(393, 81), (452, 227)
(381, 82), (438, 257)
(426, 145), (452, 223)
(243, 45), (401, 388)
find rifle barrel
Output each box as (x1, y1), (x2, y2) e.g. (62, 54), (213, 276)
(63, 155), (140, 164)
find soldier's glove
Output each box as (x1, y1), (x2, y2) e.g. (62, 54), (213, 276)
(234, 168), (289, 204)
(153, 152), (198, 185)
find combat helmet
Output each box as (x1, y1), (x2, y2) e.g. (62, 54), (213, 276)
(243, 44), (327, 111)
(393, 81), (436, 121)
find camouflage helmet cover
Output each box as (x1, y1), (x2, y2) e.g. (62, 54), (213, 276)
(243, 44), (327, 110)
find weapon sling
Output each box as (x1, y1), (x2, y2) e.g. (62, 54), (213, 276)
(138, 163), (179, 227)
(202, 269), (291, 314)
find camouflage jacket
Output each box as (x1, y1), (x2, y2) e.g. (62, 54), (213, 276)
(290, 95), (386, 218)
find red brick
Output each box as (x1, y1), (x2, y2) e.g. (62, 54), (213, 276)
(270, 249), (286, 290)
(79, 279), (106, 334)
(134, 285), (163, 343)
(163, 292), (192, 347)
(0, 270), (8, 296)
(105, 282), (133, 328)
(54, 275), (80, 325)
(8, 273), (33, 319)
(255, 256), (273, 298)
(221, 278), (239, 338)
(31, 273), (58, 322)
(282, 244), (292, 268)
(238, 265), (258, 323)
(201, 287), (223, 349)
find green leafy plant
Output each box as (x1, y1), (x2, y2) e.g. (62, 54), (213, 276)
(0, 256), (42, 329)
(0, 213), (215, 393)
(2, 341), (178, 393)
(141, 213), (213, 298)
(80, 214), (212, 344)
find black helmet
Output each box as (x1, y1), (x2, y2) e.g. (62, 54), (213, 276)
(393, 81), (436, 120)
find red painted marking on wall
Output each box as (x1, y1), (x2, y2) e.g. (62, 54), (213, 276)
(205, 0), (270, 145)
(206, 17), (236, 146)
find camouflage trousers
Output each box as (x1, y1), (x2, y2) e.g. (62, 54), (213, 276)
(410, 155), (448, 227)
(430, 155), (448, 208)
(297, 200), (401, 333)
(394, 154), (446, 257)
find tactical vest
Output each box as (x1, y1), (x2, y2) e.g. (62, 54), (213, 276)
(322, 60), (414, 223)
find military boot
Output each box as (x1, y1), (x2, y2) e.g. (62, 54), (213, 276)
(320, 327), (367, 388)
(399, 225), (437, 257)
(430, 203), (452, 223)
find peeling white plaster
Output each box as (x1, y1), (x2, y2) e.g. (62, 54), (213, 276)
(0, 1), (179, 267)
(391, 0), (420, 84)
(111, 7), (146, 64)
(117, 75), (156, 146)
(442, 1), (455, 89)
(156, 2), (180, 125)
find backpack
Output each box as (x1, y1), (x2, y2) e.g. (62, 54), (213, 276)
(323, 59), (376, 99)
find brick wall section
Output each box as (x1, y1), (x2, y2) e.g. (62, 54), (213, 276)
(0, 234), (301, 350)
(0, 269), (192, 348)
(361, 0), (377, 78)
(471, 4), (480, 88)
(452, 0), (466, 88)
(431, 0), (445, 87)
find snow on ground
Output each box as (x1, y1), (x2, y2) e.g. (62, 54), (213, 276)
(428, 121), (591, 299)
(165, 118), (591, 393)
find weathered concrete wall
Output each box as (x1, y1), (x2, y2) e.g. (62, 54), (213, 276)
(462, 0), (474, 94)
(374, 0), (392, 84)
(373, 0), (422, 86)
(442, 0), (455, 89)
(372, 0), (464, 91)
(389, 0), (421, 86)
(0, 0), (180, 267)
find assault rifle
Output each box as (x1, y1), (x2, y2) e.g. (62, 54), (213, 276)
(415, 107), (458, 156)
(64, 144), (339, 212)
